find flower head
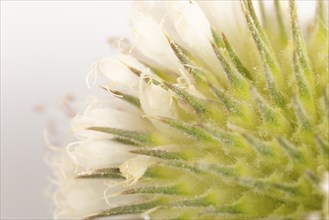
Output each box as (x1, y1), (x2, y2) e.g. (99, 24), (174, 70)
(52, 1), (328, 219)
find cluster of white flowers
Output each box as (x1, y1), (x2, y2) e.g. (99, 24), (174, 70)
(50, 1), (328, 219)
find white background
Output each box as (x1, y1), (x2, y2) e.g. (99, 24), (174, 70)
(1, 1), (132, 219)
(0, 1), (319, 219)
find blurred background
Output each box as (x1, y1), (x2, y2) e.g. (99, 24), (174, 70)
(0, 1), (319, 219)
(1, 1), (132, 219)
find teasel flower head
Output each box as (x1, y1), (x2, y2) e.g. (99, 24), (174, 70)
(51, 0), (329, 219)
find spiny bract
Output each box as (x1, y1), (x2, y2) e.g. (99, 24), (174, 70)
(53, 1), (329, 219)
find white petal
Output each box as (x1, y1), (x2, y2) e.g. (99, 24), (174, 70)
(138, 77), (181, 134)
(321, 172), (329, 194)
(140, 83), (176, 118)
(97, 58), (139, 94)
(165, 1), (223, 80)
(119, 156), (157, 184)
(71, 140), (134, 169)
(167, 1), (212, 44)
(130, 10), (184, 75)
(119, 54), (149, 75)
(118, 54), (159, 85)
(55, 179), (139, 219)
(71, 98), (152, 139)
(55, 179), (109, 219)
(305, 212), (321, 220)
(131, 1), (185, 52)
(197, 1), (246, 37)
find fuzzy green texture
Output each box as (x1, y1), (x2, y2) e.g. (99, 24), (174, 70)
(81, 1), (328, 219)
